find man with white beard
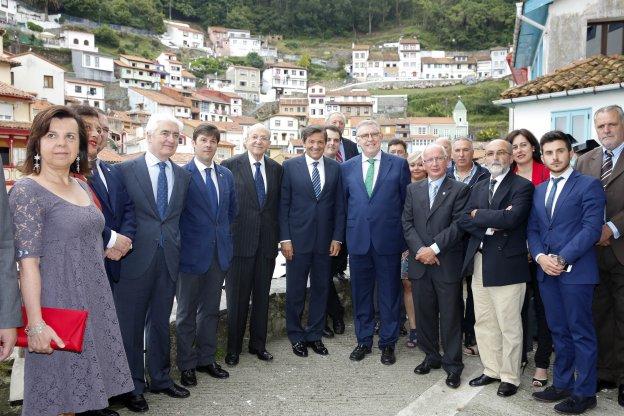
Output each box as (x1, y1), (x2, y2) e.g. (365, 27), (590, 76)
(457, 139), (534, 397)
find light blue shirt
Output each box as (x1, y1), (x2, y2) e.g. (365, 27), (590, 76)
(194, 157), (219, 203)
(145, 151), (173, 203)
(604, 143), (624, 239)
(453, 163), (478, 184)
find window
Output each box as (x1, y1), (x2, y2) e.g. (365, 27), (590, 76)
(139, 71), (143, 76)
(275, 120), (281, 127)
(75, 85), (82, 93)
(94, 56), (99, 68)
(85, 54), (91, 66)
(587, 21), (624, 56)
(311, 98), (316, 104)
(287, 121), (293, 127)
(84, 40), (89, 46)
(551, 109), (592, 142)
(43, 75), (53, 88)
(94, 101), (100, 108)
(0, 103), (13, 120)
(73, 39), (79, 44)
(89, 88), (97, 95)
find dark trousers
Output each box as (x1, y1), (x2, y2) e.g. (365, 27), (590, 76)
(176, 254), (227, 371)
(326, 250), (345, 322)
(225, 253), (275, 354)
(461, 274), (476, 346)
(413, 272), (464, 375)
(539, 278), (597, 397)
(285, 252), (330, 343)
(594, 245), (624, 384)
(113, 247), (176, 394)
(524, 263), (553, 369)
(349, 246), (401, 348)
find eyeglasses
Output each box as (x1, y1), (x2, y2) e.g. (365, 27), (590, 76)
(511, 142), (531, 151)
(422, 156), (446, 165)
(485, 150), (510, 158)
(357, 132), (381, 140)
(158, 130), (180, 140)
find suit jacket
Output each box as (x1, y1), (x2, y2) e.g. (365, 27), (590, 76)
(458, 171), (534, 286)
(402, 177), (469, 283)
(341, 152), (411, 255)
(527, 170), (605, 284)
(446, 161), (490, 188)
(221, 153), (282, 259)
(0, 169), (21, 328)
(576, 146), (624, 265)
(279, 155), (345, 254)
(179, 160), (237, 274)
(89, 160), (137, 282)
(117, 155), (191, 281)
(342, 136), (359, 160)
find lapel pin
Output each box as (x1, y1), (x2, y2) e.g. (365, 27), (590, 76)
(442, 192), (446, 196)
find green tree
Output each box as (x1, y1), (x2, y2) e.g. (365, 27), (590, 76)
(94, 25), (120, 48)
(245, 52), (265, 70)
(298, 53), (312, 69)
(26, 0), (61, 21)
(476, 126), (501, 141)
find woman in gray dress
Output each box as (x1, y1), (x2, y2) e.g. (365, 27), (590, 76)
(9, 106), (132, 416)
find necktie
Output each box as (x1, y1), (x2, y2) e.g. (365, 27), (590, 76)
(205, 167), (218, 216)
(488, 179), (497, 205)
(545, 177), (564, 220)
(601, 150), (614, 187)
(364, 158), (376, 197)
(254, 161), (266, 208)
(336, 149), (343, 163)
(429, 182), (438, 209)
(157, 161), (168, 219)
(311, 161), (321, 198)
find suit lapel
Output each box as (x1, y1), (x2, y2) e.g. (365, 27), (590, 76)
(264, 155), (275, 209)
(428, 178), (451, 218)
(241, 155), (261, 210)
(319, 157), (334, 199)
(296, 156), (317, 200)
(371, 153), (390, 198)
(535, 183), (549, 225)
(133, 155), (159, 217)
(606, 149), (624, 188)
(352, 155), (368, 197)
(165, 162), (183, 220)
(489, 172), (512, 209)
(550, 171), (578, 224)
(215, 163), (226, 217)
(189, 161), (214, 217)
(587, 148), (604, 178)
(100, 162), (117, 213)
(89, 168), (112, 213)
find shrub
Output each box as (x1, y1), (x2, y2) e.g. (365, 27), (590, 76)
(94, 25), (120, 48)
(27, 22), (43, 32)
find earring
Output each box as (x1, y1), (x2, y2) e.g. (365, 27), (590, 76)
(34, 154), (40, 173)
(75, 156), (80, 172)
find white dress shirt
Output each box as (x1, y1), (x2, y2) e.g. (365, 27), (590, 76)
(478, 168), (510, 248)
(248, 151), (267, 193)
(194, 157), (219, 203)
(145, 151), (173, 202)
(544, 165), (574, 218)
(427, 175), (446, 255)
(305, 154), (325, 191)
(361, 151), (382, 189)
(94, 158), (116, 249)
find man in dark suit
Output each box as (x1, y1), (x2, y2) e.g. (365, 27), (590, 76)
(279, 125), (345, 357)
(341, 119), (410, 365)
(528, 131), (605, 415)
(402, 144), (469, 388)
(0, 168), (20, 361)
(576, 105), (624, 406)
(458, 139), (533, 397)
(73, 105), (136, 285)
(176, 124), (237, 388)
(114, 113), (191, 412)
(326, 112), (358, 162)
(222, 123), (282, 366)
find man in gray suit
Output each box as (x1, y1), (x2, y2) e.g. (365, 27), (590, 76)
(114, 113), (191, 412)
(402, 144), (469, 389)
(0, 169), (21, 361)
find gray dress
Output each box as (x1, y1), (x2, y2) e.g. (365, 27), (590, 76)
(9, 178), (132, 416)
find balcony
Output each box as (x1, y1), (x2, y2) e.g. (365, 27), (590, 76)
(3, 165), (23, 186)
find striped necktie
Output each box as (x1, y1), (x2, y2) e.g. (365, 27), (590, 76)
(601, 150), (614, 187)
(336, 149), (343, 163)
(311, 161), (321, 198)
(488, 179), (497, 205)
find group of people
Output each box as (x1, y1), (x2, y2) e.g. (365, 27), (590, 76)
(0, 102), (621, 416)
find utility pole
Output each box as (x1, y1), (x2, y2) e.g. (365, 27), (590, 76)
(169, 0), (172, 20)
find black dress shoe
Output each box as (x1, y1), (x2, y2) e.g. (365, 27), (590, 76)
(469, 374), (500, 387)
(292, 341), (308, 357)
(554, 395), (597, 414)
(446, 372), (461, 389)
(349, 344), (372, 361)
(225, 352), (239, 366)
(619, 384), (624, 407)
(497, 382), (518, 397)
(123, 393), (148, 413)
(414, 359), (441, 375)
(323, 325), (335, 338)
(596, 379), (617, 392)
(77, 409), (120, 416)
(197, 362), (229, 379)
(380, 346), (396, 365)
(333, 318), (345, 334)
(249, 347), (274, 361)
(400, 326), (408, 336)
(532, 386), (572, 403)
(151, 383), (190, 399)
(180, 369), (197, 387)
(307, 340), (329, 355)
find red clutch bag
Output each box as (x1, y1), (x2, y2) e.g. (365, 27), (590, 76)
(16, 306), (89, 353)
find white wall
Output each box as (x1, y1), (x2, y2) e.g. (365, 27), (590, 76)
(11, 54), (64, 105)
(61, 30), (97, 52)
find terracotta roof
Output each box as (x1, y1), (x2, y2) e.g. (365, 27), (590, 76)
(290, 139), (303, 146)
(0, 82), (35, 100)
(194, 89), (230, 105)
(182, 119), (243, 133)
(114, 60), (158, 72)
(228, 65), (260, 71)
(307, 118), (326, 125)
(0, 120), (31, 130)
(408, 134), (438, 140)
(220, 91), (242, 99)
(32, 99), (53, 111)
(408, 117), (455, 125)
(352, 44), (370, 51)
(491, 46), (508, 51)
(279, 98), (308, 106)
(129, 87), (189, 107)
(421, 57), (476, 65)
(346, 116), (368, 126)
(120, 54), (157, 65)
(181, 69), (196, 79)
(329, 101), (373, 106)
(65, 78), (104, 87)
(501, 54), (624, 99)
(368, 49), (400, 62)
(219, 140), (236, 147)
(208, 26), (228, 33)
(399, 37), (420, 45)
(0, 55), (20, 68)
(268, 62), (306, 70)
(231, 116), (258, 125)
(11, 52), (66, 71)
(327, 90), (371, 97)
(166, 21), (204, 34)
(98, 148), (124, 163)
(108, 110), (132, 124)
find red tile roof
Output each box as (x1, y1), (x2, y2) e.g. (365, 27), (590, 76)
(0, 82), (35, 100)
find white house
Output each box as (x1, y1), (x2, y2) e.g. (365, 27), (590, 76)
(475, 52), (492, 79)
(266, 114), (299, 148)
(163, 20), (205, 49)
(420, 56), (477, 80)
(228, 29), (262, 57)
(222, 92), (242, 117)
(181, 70), (196, 90)
(325, 89), (374, 118)
(351, 44), (370, 80)
(59, 29), (97, 53)
(114, 54), (161, 90)
(156, 51), (183, 89)
(128, 87), (191, 119)
(11, 52), (65, 105)
(307, 83), (326, 117)
(261, 62), (307, 97)
(398, 37), (421, 78)
(71, 50), (115, 82)
(64, 78), (105, 110)
(0, 0), (17, 22)
(490, 47), (511, 78)
(193, 90), (231, 122)
(225, 65), (260, 101)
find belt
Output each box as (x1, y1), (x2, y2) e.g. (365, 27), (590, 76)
(476, 248), (483, 254)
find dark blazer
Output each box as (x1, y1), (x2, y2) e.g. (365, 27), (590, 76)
(341, 152), (411, 255)
(179, 160), (237, 274)
(402, 177), (469, 283)
(279, 155), (345, 254)
(446, 161), (490, 188)
(0, 168), (21, 328)
(458, 171), (534, 286)
(342, 136), (359, 160)
(89, 160), (137, 282)
(527, 170), (605, 284)
(221, 153), (282, 259)
(117, 155), (191, 280)
(576, 146), (624, 265)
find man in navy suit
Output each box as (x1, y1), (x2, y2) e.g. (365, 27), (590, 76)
(341, 119), (410, 365)
(176, 124), (237, 388)
(74, 106), (136, 287)
(279, 125), (345, 357)
(528, 131), (606, 415)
